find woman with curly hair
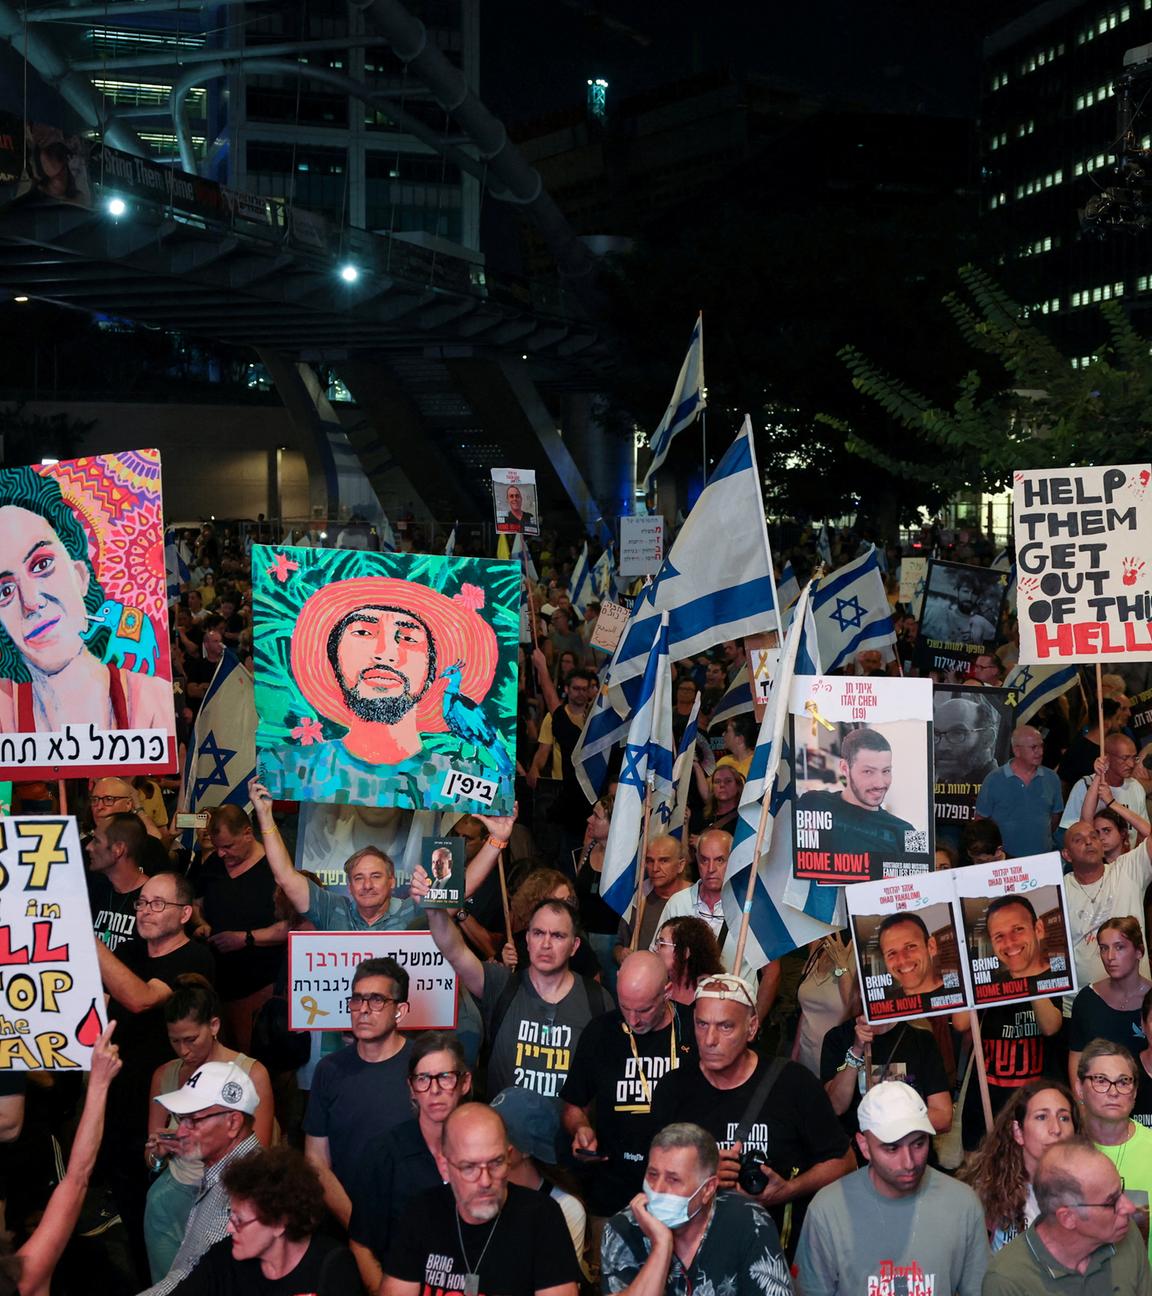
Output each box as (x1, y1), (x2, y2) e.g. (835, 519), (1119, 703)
(960, 1079), (1077, 1249)
(655, 916), (725, 1005)
(169, 1145), (359, 1294)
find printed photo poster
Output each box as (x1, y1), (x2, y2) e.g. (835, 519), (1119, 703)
(0, 816), (109, 1069)
(1013, 463), (1152, 664)
(491, 468), (540, 537)
(0, 451), (177, 781)
(899, 556), (928, 613)
(956, 854), (1076, 1008)
(790, 675), (934, 885)
(295, 802), (441, 892)
(933, 685), (1014, 850)
(916, 559), (1008, 678)
(849, 871), (971, 1024)
(421, 836), (466, 908)
(253, 545), (519, 815)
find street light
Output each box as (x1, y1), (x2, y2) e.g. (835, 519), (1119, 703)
(339, 264), (359, 283)
(106, 197), (127, 218)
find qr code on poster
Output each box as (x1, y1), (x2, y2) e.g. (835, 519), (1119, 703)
(904, 829), (929, 853)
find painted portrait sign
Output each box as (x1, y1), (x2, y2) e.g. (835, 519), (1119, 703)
(253, 546), (518, 814)
(491, 468), (540, 537)
(0, 451), (177, 780)
(933, 684), (1014, 851)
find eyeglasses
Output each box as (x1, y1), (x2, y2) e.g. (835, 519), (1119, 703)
(655, 939), (677, 950)
(410, 1070), (463, 1093)
(227, 1211), (262, 1229)
(133, 896), (187, 912)
(445, 1154), (508, 1182)
(1083, 1073), (1137, 1095)
(92, 794), (132, 806)
(348, 993), (399, 1012)
(935, 727), (992, 744)
(176, 1110), (231, 1129)
(1072, 1179), (1127, 1211)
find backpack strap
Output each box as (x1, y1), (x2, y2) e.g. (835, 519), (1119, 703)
(732, 1056), (787, 1147)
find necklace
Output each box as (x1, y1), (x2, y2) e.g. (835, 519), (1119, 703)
(454, 1202), (503, 1296)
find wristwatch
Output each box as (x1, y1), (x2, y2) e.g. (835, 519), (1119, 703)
(840, 1049), (865, 1071)
(244, 930), (255, 948)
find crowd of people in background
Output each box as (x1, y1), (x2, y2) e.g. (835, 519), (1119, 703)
(3, 511), (1151, 1296)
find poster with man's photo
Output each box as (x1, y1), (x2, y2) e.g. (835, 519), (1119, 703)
(491, 468), (540, 537)
(933, 685), (1014, 849)
(420, 836), (466, 908)
(790, 675), (934, 885)
(847, 870), (971, 1024)
(916, 559), (1008, 678)
(956, 854), (1077, 1007)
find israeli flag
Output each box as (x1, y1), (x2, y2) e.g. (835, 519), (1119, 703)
(641, 313), (705, 492)
(575, 416), (778, 801)
(817, 524), (833, 570)
(811, 544), (895, 672)
(569, 544), (595, 616)
(669, 692), (702, 839)
(710, 665), (755, 729)
(178, 648), (258, 845)
(511, 532), (539, 584)
(165, 529), (189, 604)
(1004, 661), (1079, 724)
(778, 560), (801, 631)
(444, 524), (457, 557)
(601, 614), (675, 917)
(721, 583), (844, 970)
(593, 547), (618, 604)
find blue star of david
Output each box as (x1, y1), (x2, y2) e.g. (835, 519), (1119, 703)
(830, 594), (866, 633)
(193, 731), (237, 804)
(1012, 665), (1033, 693)
(619, 744), (647, 791)
(653, 801), (672, 824)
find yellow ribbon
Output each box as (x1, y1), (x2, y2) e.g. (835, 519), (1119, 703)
(300, 996), (329, 1026)
(804, 699), (835, 737)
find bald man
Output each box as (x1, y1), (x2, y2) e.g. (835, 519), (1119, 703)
(1062, 732), (1149, 846)
(561, 951), (695, 1254)
(974, 725), (1064, 857)
(613, 836), (691, 963)
(383, 1105), (581, 1296)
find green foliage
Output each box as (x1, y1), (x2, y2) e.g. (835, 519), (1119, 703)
(826, 265), (1152, 500)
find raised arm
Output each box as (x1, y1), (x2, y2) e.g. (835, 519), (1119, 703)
(249, 778), (310, 915)
(409, 886), (486, 999)
(97, 941), (172, 1013)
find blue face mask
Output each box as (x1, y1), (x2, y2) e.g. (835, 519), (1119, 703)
(643, 1180), (705, 1229)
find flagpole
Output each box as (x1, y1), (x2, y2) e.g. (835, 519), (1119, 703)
(631, 775), (653, 952)
(521, 544), (540, 653)
(496, 855), (515, 951)
(732, 785), (774, 973)
(701, 406), (707, 488)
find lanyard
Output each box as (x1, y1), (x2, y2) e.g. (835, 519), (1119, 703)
(622, 1012), (678, 1105)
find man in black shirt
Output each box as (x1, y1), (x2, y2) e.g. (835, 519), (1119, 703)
(650, 973), (853, 1253)
(382, 1104), (580, 1296)
(87, 810), (149, 959)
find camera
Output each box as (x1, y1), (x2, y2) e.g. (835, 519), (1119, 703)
(737, 1150), (771, 1196)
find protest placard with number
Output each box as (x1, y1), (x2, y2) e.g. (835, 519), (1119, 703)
(287, 931), (456, 1030)
(590, 601), (630, 653)
(1013, 463), (1152, 663)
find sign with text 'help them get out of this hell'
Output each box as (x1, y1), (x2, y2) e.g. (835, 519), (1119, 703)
(1013, 464), (1152, 663)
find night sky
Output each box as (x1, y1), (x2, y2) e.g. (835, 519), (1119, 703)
(481, 0), (1002, 125)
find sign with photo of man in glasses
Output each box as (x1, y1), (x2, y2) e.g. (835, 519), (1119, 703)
(287, 931), (456, 1030)
(933, 685), (1014, 851)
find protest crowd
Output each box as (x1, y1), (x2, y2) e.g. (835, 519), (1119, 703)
(4, 441), (1152, 1296)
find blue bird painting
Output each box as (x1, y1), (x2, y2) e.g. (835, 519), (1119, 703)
(439, 660), (512, 776)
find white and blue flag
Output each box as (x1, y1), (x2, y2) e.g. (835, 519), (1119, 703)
(575, 416), (778, 801)
(569, 544), (595, 616)
(601, 614), (675, 917)
(817, 524), (832, 570)
(165, 529), (189, 604)
(641, 313), (705, 492)
(444, 524), (457, 557)
(592, 547), (618, 604)
(1004, 661), (1079, 724)
(721, 583), (844, 970)
(811, 544), (895, 672)
(511, 532), (539, 584)
(778, 561), (801, 632)
(710, 665), (755, 729)
(669, 692), (702, 839)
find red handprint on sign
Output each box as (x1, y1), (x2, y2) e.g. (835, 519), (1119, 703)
(1018, 576), (1040, 600)
(1123, 557), (1146, 586)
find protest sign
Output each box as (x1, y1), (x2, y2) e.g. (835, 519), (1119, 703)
(916, 559), (1008, 678)
(1129, 685), (1152, 751)
(491, 468), (540, 537)
(1013, 463), (1152, 663)
(933, 685), (1014, 851)
(253, 545), (518, 814)
(287, 931), (456, 1030)
(899, 557), (928, 611)
(617, 516), (665, 577)
(421, 837), (466, 908)
(746, 633), (779, 723)
(0, 451), (177, 780)
(955, 854), (1076, 1008)
(847, 870), (970, 1024)
(0, 816), (108, 1069)
(590, 600), (630, 653)
(295, 802), (439, 892)
(790, 675), (934, 885)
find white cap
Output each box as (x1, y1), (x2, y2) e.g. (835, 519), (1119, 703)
(857, 1081), (934, 1143)
(693, 974), (756, 1010)
(155, 1061), (259, 1117)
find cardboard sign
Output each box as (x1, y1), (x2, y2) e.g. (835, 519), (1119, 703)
(916, 559), (1008, 679)
(848, 870), (971, 1024)
(421, 837), (466, 908)
(590, 600), (630, 653)
(287, 930), (456, 1030)
(252, 545), (519, 814)
(899, 557), (928, 611)
(933, 685), (1014, 851)
(0, 816), (108, 1069)
(955, 854), (1076, 1007)
(617, 516), (665, 577)
(790, 676), (934, 885)
(1013, 463), (1152, 662)
(0, 451), (177, 780)
(745, 632), (779, 724)
(491, 468), (540, 537)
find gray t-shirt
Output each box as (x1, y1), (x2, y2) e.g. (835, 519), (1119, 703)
(795, 1165), (989, 1296)
(305, 878), (427, 933)
(481, 963), (614, 1098)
